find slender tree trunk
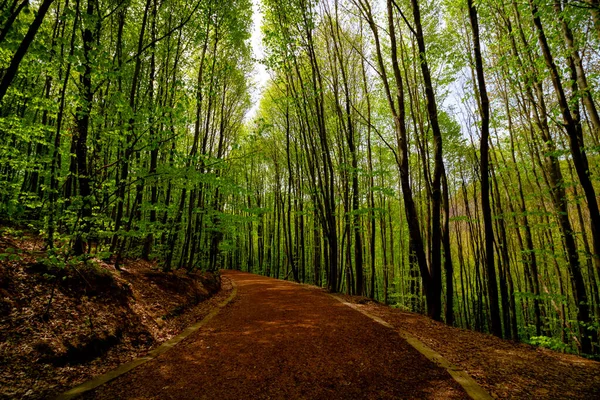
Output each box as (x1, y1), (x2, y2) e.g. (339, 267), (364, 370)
(47, 0), (79, 248)
(72, 0), (95, 255)
(0, 0), (56, 104)
(467, 0), (502, 337)
(0, 0), (30, 43)
(442, 170), (454, 325)
(410, 0), (445, 321)
(142, 0), (159, 260)
(530, 0), (597, 354)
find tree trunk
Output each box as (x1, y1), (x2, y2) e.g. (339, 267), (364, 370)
(467, 0), (502, 337)
(0, 0), (55, 104)
(529, 0), (597, 354)
(72, 0), (95, 255)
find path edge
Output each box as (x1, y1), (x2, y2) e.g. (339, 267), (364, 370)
(329, 295), (493, 400)
(54, 278), (238, 400)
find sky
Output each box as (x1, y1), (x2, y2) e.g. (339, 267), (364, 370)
(246, 0), (270, 121)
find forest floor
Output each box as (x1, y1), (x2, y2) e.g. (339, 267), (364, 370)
(0, 227), (226, 400)
(81, 270), (469, 400)
(3, 239), (600, 399)
(335, 295), (600, 399)
(72, 270), (598, 400)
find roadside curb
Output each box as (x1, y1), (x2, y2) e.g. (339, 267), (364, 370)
(329, 295), (493, 400)
(55, 279), (238, 400)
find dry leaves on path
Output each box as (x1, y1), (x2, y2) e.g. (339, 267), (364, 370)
(336, 295), (600, 399)
(83, 271), (469, 400)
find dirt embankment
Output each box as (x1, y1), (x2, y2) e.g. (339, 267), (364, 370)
(0, 229), (225, 400)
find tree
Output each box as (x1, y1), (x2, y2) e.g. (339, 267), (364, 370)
(467, 0), (502, 337)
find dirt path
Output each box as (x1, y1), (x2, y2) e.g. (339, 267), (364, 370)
(81, 271), (471, 399)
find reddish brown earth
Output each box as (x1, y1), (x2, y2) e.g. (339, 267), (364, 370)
(83, 271), (470, 399)
(340, 295), (600, 399)
(0, 229), (223, 400)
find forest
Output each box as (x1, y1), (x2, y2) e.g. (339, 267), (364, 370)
(1, 0), (599, 359)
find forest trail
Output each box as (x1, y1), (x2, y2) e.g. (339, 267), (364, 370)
(78, 271), (472, 399)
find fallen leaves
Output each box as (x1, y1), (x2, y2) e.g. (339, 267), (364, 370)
(0, 232), (223, 400)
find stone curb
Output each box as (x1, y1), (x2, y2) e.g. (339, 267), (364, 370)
(55, 280), (238, 400)
(329, 295), (493, 400)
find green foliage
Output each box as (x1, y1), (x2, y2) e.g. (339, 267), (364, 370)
(0, 247), (21, 262)
(1, 0), (600, 357)
(528, 336), (572, 353)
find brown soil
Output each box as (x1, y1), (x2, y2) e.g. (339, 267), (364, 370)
(0, 229), (225, 400)
(83, 271), (469, 400)
(6, 251), (599, 400)
(336, 294), (600, 399)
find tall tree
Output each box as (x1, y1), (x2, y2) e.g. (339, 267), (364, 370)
(467, 0), (502, 337)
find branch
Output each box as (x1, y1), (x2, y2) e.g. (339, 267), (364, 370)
(390, 0), (417, 37)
